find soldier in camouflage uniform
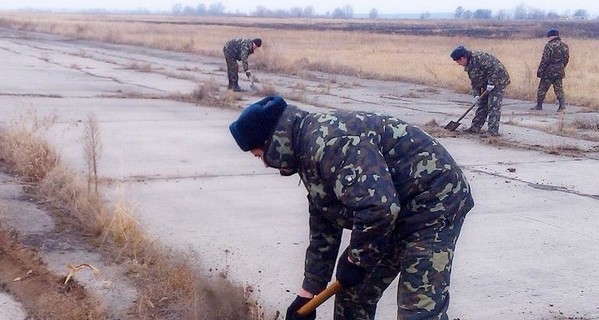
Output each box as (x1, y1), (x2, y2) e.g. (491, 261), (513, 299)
(531, 28), (569, 112)
(229, 96), (474, 320)
(450, 46), (511, 137)
(223, 38), (262, 91)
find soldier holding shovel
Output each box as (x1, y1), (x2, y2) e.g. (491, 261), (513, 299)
(450, 46), (510, 137)
(223, 37), (261, 92)
(229, 96), (474, 319)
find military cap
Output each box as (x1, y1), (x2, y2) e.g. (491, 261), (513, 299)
(547, 28), (559, 37)
(229, 96), (287, 151)
(450, 46), (469, 61)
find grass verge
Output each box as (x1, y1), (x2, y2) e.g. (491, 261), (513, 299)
(0, 111), (266, 319)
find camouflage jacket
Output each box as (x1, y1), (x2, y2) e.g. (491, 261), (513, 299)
(537, 37), (569, 79)
(465, 51), (511, 94)
(223, 38), (255, 71)
(263, 105), (474, 294)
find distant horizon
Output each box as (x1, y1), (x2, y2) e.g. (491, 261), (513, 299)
(0, 1), (598, 16)
(1, 7), (598, 19)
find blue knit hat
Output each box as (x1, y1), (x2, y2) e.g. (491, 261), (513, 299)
(547, 28), (559, 37)
(450, 45), (469, 61)
(229, 96), (287, 151)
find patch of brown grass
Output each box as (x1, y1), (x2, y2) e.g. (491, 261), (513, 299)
(128, 62), (153, 72)
(545, 144), (583, 155)
(571, 116), (599, 131)
(174, 78), (244, 108)
(0, 110), (59, 182)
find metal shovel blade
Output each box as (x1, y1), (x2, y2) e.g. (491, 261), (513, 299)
(248, 75), (257, 91)
(444, 120), (461, 131)
(444, 89), (489, 131)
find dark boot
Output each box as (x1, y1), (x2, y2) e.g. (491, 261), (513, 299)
(530, 101), (542, 111)
(230, 81), (245, 92)
(463, 126), (480, 134)
(557, 98), (566, 112)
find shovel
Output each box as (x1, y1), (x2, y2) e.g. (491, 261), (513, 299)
(247, 73), (257, 91)
(444, 90), (488, 131)
(296, 281), (342, 316)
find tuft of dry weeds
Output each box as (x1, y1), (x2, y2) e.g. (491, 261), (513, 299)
(0, 110), (59, 182)
(128, 62), (153, 72)
(253, 80), (278, 96)
(572, 116), (599, 132)
(545, 144), (583, 155)
(173, 78), (243, 109)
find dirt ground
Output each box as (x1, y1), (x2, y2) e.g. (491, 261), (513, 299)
(1, 26), (598, 319)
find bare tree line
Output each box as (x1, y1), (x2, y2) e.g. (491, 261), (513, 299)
(454, 5), (592, 20)
(170, 2), (595, 20)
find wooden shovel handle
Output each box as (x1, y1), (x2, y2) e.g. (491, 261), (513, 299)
(456, 89), (489, 122)
(296, 281), (343, 316)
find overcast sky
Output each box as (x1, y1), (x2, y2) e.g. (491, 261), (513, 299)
(0, 0), (597, 15)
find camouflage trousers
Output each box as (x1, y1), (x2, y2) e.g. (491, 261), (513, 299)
(471, 88), (505, 135)
(333, 211), (467, 320)
(537, 77), (565, 103)
(223, 50), (239, 87)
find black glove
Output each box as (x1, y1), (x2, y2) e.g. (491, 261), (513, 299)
(245, 70), (251, 78)
(335, 251), (366, 288)
(286, 296), (315, 320)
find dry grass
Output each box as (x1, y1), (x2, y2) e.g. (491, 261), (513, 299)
(0, 109), (59, 182)
(571, 116), (599, 131)
(545, 144), (583, 155)
(172, 78), (245, 108)
(0, 110), (266, 319)
(0, 13), (597, 109)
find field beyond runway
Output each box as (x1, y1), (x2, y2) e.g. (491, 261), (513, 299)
(1, 27), (598, 319)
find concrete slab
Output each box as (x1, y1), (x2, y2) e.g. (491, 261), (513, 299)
(0, 293), (26, 320)
(1, 27), (598, 319)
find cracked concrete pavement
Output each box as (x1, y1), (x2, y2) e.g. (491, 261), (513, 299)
(1, 27), (598, 319)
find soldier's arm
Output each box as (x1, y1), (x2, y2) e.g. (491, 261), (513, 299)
(539, 44), (552, 72)
(239, 41), (251, 71)
(319, 135), (400, 270)
(563, 44), (570, 67)
(302, 197), (343, 295)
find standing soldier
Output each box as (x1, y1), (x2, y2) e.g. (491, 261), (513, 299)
(229, 95), (474, 320)
(450, 46), (511, 137)
(531, 28), (570, 112)
(223, 38), (262, 92)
